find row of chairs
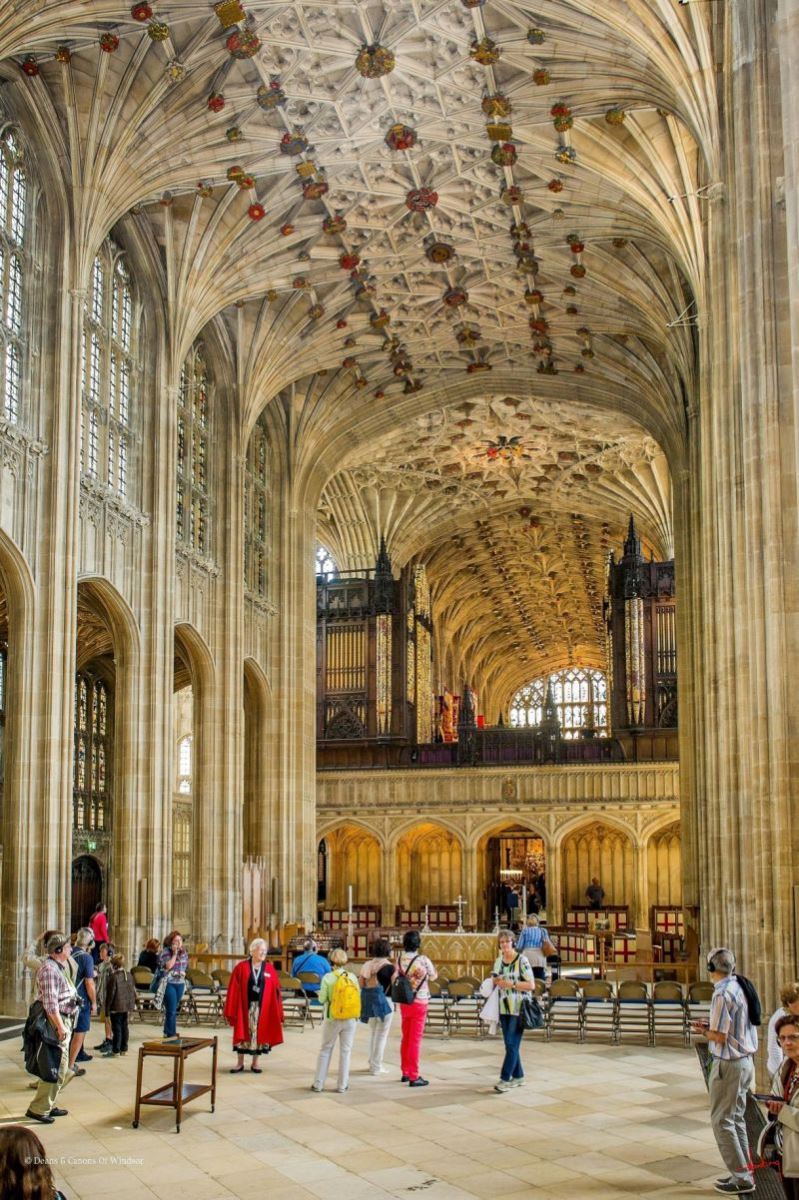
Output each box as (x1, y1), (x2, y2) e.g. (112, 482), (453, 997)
(130, 965), (232, 1026)
(420, 977), (713, 1045)
(544, 978), (713, 1044)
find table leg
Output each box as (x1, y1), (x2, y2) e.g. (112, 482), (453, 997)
(176, 1050), (185, 1133)
(211, 1036), (217, 1113)
(133, 1048), (143, 1128)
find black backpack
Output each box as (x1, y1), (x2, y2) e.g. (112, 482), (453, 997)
(735, 974), (762, 1026)
(391, 955), (423, 1005)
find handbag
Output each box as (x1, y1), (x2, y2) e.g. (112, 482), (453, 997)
(391, 955), (424, 1005)
(519, 994), (544, 1031)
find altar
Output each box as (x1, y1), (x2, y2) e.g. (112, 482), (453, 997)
(417, 932), (499, 977)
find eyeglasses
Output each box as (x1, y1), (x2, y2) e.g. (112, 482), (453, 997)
(779, 1035), (799, 1043)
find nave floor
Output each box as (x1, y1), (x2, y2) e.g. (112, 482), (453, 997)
(0, 1020), (729, 1200)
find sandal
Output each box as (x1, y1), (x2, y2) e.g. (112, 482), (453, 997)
(229, 1065), (245, 1074)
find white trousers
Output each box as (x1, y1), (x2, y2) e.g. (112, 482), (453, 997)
(368, 1010), (394, 1072)
(313, 1018), (357, 1090)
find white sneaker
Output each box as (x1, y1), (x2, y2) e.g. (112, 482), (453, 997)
(494, 1081), (511, 1093)
(370, 1067), (390, 1075)
(508, 1078), (525, 1088)
(310, 1084), (322, 1092)
(336, 1086), (348, 1093)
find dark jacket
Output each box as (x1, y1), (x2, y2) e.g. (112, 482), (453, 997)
(106, 968), (138, 1013)
(22, 1000), (64, 1082)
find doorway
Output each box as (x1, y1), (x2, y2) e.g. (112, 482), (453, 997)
(71, 855), (102, 931)
(485, 828), (546, 924)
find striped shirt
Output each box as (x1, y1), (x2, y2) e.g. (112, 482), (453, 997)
(493, 953), (534, 1015)
(708, 976), (758, 1059)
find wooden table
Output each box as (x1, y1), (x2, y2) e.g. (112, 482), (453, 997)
(133, 1036), (217, 1132)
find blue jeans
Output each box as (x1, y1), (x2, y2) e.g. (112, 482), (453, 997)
(499, 1013), (524, 1082)
(163, 981), (185, 1037)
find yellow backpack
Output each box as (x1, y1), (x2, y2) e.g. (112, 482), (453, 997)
(329, 969), (361, 1020)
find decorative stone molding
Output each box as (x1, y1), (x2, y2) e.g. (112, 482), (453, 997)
(244, 588), (278, 617)
(174, 543), (220, 579)
(79, 475), (149, 529)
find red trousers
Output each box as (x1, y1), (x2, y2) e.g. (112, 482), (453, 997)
(399, 1001), (427, 1081)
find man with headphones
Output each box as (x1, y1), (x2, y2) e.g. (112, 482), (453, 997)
(692, 948), (758, 1195)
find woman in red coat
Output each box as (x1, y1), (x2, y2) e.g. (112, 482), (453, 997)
(223, 938), (284, 1074)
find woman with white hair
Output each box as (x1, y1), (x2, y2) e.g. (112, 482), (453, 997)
(223, 938), (284, 1074)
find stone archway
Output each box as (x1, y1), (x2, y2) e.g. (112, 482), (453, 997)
(173, 622), (215, 942)
(71, 854), (103, 931)
(476, 821), (548, 929)
(319, 822), (382, 911)
(395, 821), (463, 912)
(561, 820), (635, 911)
(647, 821), (682, 908)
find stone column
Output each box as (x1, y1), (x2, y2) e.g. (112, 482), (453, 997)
(633, 840), (649, 931)
(382, 841), (398, 927)
(683, 0), (799, 1002)
(547, 837), (563, 927)
(462, 844), (478, 930)
(267, 444), (318, 925)
(214, 443), (245, 952)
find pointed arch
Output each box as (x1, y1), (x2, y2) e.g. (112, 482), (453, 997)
(0, 528), (37, 1011)
(173, 621), (215, 940)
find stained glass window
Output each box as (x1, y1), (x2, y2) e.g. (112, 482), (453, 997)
(73, 671), (111, 830)
(176, 345), (211, 555)
(316, 545), (338, 578)
(0, 128), (28, 423)
(244, 414), (270, 596)
(510, 668), (608, 738)
(80, 244), (138, 497)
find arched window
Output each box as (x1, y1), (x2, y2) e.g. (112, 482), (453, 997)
(510, 667), (608, 739)
(80, 243), (138, 496)
(177, 733), (192, 794)
(316, 545), (338, 578)
(244, 414), (270, 596)
(177, 344), (210, 555)
(73, 670), (111, 830)
(0, 128), (28, 423)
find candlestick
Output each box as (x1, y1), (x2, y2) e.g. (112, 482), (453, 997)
(492, 905), (500, 935)
(348, 884), (353, 917)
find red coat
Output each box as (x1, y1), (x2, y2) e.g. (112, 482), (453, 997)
(223, 959), (284, 1048)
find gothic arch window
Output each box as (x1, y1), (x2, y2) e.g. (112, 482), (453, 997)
(177, 344), (211, 555)
(80, 242), (138, 497)
(177, 733), (192, 795)
(244, 414), (270, 596)
(73, 670), (111, 831)
(316, 545), (338, 578)
(0, 128), (28, 423)
(510, 667), (608, 738)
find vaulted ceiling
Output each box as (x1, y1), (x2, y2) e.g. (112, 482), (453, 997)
(4, 0), (717, 702)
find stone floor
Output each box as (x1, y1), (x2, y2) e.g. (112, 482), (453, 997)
(0, 1019), (732, 1199)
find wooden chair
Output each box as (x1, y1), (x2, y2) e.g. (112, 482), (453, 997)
(652, 980), (688, 1045)
(581, 979), (618, 1042)
(687, 980), (714, 1030)
(281, 977), (313, 1029)
(617, 980), (652, 1044)
(547, 977), (583, 1041)
(446, 980), (483, 1037)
